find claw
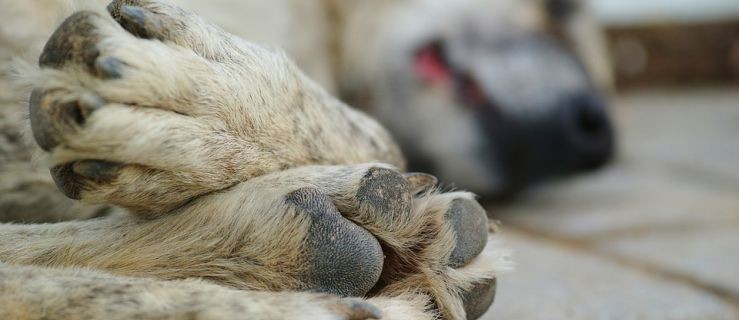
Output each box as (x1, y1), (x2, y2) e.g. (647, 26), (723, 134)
(76, 92), (105, 122)
(50, 164), (83, 199)
(403, 172), (438, 194)
(338, 299), (383, 320)
(72, 160), (121, 181)
(117, 5), (163, 39)
(29, 89), (104, 151)
(95, 56), (125, 79)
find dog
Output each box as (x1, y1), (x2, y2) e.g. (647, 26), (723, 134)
(0, 0), (614, 222)
(0, 1), (511, 319)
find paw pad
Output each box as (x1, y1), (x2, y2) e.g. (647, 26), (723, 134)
(356, 167), (412, 223)
(447, 198), (489, 268)
(286, 188), (384, 297)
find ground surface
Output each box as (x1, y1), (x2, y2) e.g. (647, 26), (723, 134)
(484, 87), (739, 319)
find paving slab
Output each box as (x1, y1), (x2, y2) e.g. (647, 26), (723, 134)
(599, 224), (739, 298)
(487, 88), (739, 319)
(484, 231), (738, 320)
(495, 161), (739, 239)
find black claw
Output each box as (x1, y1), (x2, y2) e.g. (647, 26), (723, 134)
(447, 198), (489, 268)
(118, 5), (161, 39)
(95, 56), (124, 79)
(50, 164), (83, 200)
(72, 160), (121, 181)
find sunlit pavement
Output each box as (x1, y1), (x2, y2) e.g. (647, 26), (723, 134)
(485, 88), (739, 319)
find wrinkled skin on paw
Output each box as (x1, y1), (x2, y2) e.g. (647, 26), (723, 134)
(28, 1), (499, 318)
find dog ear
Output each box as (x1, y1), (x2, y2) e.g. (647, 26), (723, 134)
(545, 0), (581, 21)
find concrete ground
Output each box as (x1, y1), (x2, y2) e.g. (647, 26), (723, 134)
(483, 88), (739, 319)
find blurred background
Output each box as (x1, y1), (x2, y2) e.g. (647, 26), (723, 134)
(489, 0), (739, 318)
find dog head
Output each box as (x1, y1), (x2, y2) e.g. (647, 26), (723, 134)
(340, 0), (615, 198)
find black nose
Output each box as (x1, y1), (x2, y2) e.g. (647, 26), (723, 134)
(560, 93), (615, 169)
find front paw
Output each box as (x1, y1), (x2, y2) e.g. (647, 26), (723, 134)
(355, 170), (504, 319)
(293, 165), (503, 319)
(28, 2), (305, 213)
(29, 1), (401, 214)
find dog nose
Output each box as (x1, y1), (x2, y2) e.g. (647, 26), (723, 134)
(560, 93), (614, 169)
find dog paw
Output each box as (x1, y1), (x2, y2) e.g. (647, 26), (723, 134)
(287, 164), (500, 319)
(29, 1), (401, 214)
(355, 170), (500, 319)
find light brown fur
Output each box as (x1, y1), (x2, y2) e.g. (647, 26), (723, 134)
(1, 1), (512, 319)
(0, 164), (510, 319)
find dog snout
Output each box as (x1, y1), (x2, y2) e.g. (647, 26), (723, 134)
(560, 93), (614, 169)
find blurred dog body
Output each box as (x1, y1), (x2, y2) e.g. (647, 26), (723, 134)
(0, 0), (614, 221)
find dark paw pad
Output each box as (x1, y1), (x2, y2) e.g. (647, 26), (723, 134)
(447, 198), (488, 268)
(286, 188), (384, 297)
(461, 278), (497, 320)
(356, 167), (412, 222)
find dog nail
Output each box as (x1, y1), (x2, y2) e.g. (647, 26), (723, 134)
(404, 172), (438, 194)
(72, 160), (121, 181)
(119, 5), (161, 39)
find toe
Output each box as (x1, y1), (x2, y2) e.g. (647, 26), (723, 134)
(461, 278), (496, 320)
(29, 89), (104, 151)
(356, 167), (412, 223)
(39, 11), (103, 70)
(447, 198), (489, 268)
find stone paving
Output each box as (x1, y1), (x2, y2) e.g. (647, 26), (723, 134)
(483, 88), (739, 319)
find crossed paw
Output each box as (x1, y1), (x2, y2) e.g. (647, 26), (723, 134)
(30, 0), (402, 213)
(27, 1), (504, 319)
